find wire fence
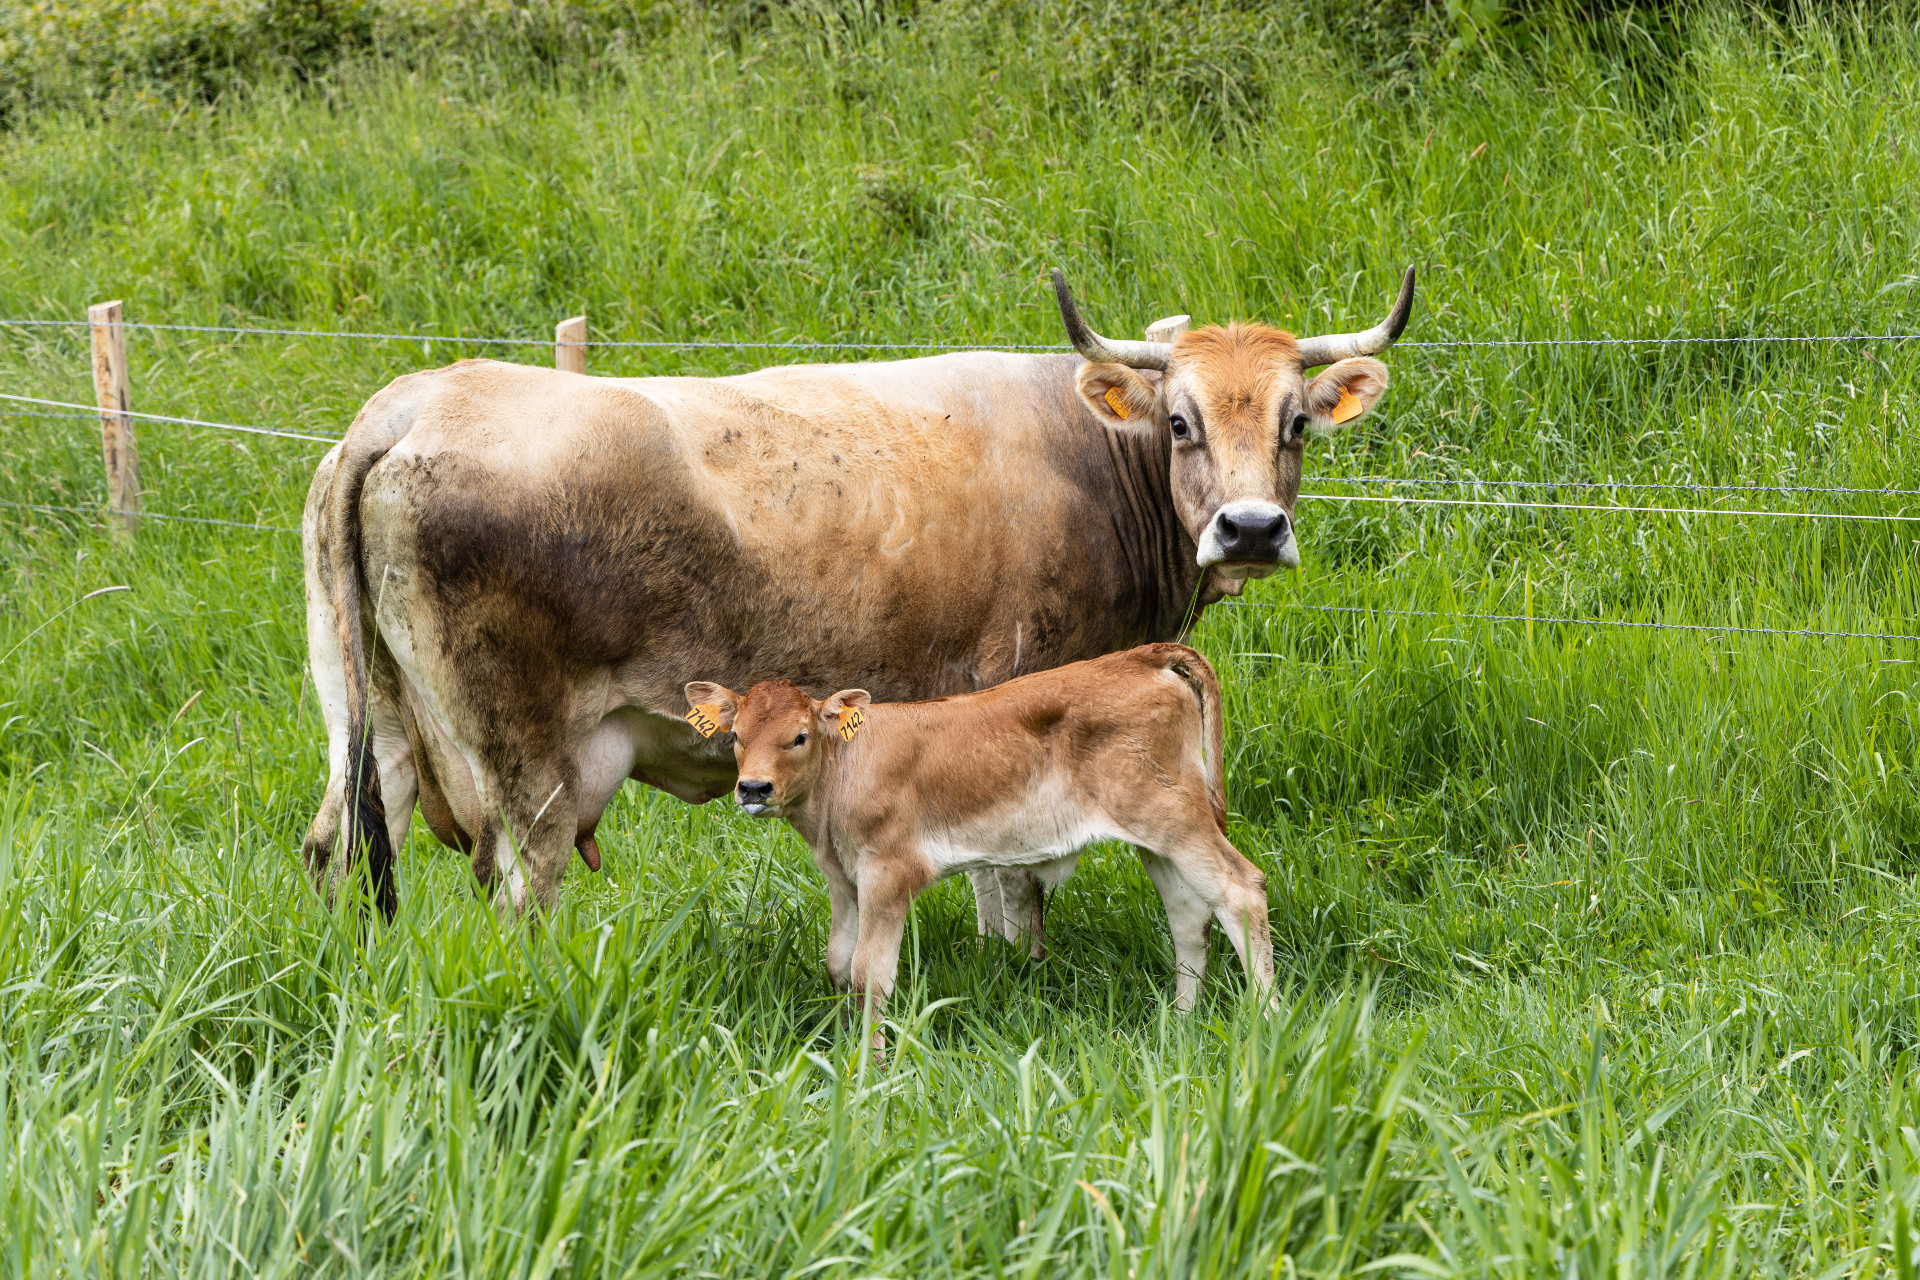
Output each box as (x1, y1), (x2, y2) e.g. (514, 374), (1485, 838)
(0, 393), (338, 443)
(0, 497), (295, 533)
(1308, 474), (1920, 499)
(8, 307), (1920, 642)
(1226, 602), (1920, 644)
(7, 313), (1920, 352)
(1301, 492), (1920, 522)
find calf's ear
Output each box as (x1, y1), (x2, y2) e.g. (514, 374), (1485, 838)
(683, 681), (740, 733)
(817, 689), (873, 737)
(1075, 362), (1159, 431)
(1305, 357), (1389, 429)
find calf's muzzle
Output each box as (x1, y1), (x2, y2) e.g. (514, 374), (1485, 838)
(736, 778), (774, 814)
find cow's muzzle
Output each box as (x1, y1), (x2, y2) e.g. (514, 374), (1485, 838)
(1198, 501), (1296, 575)
(736, 778), (775, 816)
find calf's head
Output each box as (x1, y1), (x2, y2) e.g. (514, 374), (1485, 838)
(685, 680), (872, 816)
(1054, 266), (1414, 582)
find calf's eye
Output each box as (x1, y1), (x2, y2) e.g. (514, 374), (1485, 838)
(1169, 414), (1190, 441)
(1291, 414), (1310, 440)
(789, 732), (808, 749)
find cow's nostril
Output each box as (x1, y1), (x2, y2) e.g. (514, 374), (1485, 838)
(1214, 509), (1288, 557)
(737, 779), (773, 802)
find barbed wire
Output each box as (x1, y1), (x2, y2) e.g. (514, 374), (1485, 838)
(0, 394), (339, 444)
(1302, 492), (1920, 523)
(1228, 601), (1920, 643)
(7, 393), (1913, 523)
(1308, 474), (1920, 499)
(0, 497), (295, 532)
(2, 407), (100, 422)
(6, 314), (1918, 352)
(0, 317), (1061, 351)
(1401, 333), (1920, 348)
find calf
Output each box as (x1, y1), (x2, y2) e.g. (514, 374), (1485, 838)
(684, 643), (1275, 1033)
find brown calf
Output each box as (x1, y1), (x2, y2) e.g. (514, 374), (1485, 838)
(685, 643), (1275, 1033)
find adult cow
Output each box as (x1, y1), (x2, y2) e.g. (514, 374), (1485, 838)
(303, 266), (1414, 921)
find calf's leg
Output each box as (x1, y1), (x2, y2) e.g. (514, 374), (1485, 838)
(1142, 836), (1275, 1009)
(997, 869), (1047, 960)
(967, 870), (1005, 940)
(1199, 838), (1275, 997)
(811, 846), (861, 992)
(846, 859), (927, 1052)
(1137, 848), (1215, 1011)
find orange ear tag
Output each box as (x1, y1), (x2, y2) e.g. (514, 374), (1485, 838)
(1103, 386), (1132, 421)
(1330, 389), (1365, 425)
(837, 706), (866, 742)
(686, 704), (724, 738)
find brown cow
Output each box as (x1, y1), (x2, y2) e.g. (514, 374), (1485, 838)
(304, 268), (1412, 919)
(683, 643), (1274, 1037)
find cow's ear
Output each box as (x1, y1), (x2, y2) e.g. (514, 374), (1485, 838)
(684, 681), (740, 734)
(1075, 362), (1159, 431)
(817, 689), (873, 739)
(1305, 357), (1389, 429)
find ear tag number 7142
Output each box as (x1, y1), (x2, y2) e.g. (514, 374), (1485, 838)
(838, 707), (866, 741)
(686, 704), (724, 738)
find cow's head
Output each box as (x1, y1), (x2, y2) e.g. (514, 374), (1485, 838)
(1054, 266), (1414, 584)
(685, 679), (871, 817)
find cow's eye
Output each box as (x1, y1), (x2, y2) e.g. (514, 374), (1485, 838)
(789, 732), (808, 749)
(1290, 414), (1310, 441)
(1169, 414), (1191, 441)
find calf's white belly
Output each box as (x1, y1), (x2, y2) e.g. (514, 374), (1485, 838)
(918, 779), (1118, 886)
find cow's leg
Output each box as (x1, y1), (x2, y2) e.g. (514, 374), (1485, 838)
(302, 526), (351, 889)
(473, 753), (580, 917)
(846, 859), (924, 1054)
(811, 845), (861, 992)
(304, 625), (419, 907)
(1136, 847), (1215, 1012)
(312, 686), (418, 910)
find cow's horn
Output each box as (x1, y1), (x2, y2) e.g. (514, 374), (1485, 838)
(1295, 265), (1417, 369)
(1052, 268), (1171, 371)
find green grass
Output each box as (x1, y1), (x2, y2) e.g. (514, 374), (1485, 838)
(8, 4), (1920, 1274)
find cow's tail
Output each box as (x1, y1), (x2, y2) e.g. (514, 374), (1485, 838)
(1165, 646), (1229, 836)
(326, 408), (406, 920)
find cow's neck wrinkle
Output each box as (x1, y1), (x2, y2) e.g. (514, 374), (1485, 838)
(1101, 425), (1206, 642)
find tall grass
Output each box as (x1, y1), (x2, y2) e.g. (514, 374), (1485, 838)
(6, 4), (1920, 1274)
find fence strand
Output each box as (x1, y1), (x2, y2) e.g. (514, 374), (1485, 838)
(0, 393), (339, 443)
(0, 498), (295, 533)
(1302, 492), (1920, 522)
(1308, 474), (1920, 499)
(6, 314), (1918, 352)
(1228, 602), (1920, 643)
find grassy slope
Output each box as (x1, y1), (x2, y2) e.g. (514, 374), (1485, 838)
(6, 6), (1920, 1274)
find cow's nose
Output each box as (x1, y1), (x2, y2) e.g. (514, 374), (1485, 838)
(736, 779), (774, 804)
(1213, 508), (1290, 560)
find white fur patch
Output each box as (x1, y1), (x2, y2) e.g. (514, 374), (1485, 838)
(1196, 499), (1295, 573)
(919, 774), (1119, 878)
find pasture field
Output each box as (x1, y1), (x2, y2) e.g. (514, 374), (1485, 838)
(8, 5), (1920, 1273)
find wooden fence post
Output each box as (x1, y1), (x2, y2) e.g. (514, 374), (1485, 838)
(555, 314), (586, 374)
(1146, 314), (1190, 344)
(88, 300), (139, 539)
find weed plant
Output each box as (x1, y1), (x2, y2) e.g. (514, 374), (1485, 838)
(6, 4), (1920, 1274)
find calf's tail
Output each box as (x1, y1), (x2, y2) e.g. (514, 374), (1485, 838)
(1165, 646), (1229, 835)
